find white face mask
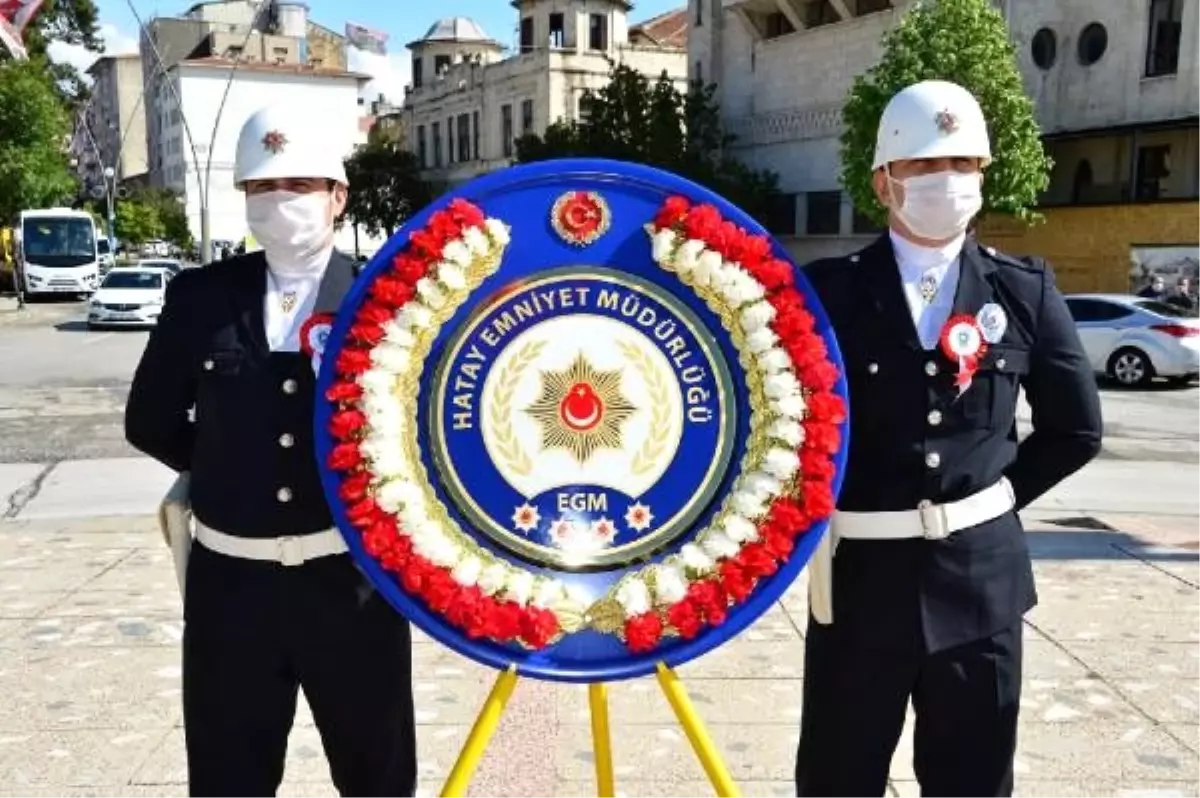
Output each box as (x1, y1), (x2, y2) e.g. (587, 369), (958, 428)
(245, 190), (333, 273)
(888, 171), (983, 241)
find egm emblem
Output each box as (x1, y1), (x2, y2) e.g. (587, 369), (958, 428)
(261, 129), (288, 153)
(550, 190), (611, 246)
(934, 108), (960, 134)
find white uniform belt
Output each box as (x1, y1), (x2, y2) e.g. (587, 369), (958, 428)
(194, 521), (347, 566)
(831, 478), (1016, 541)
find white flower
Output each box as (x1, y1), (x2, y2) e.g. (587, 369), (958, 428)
(721, 514), (759, 544)
(441, 239), (471, 267)
(369, 343), (412, 373)
(532, 579), (564, 609)
(484, 218), (511, 246)
(764, 372), (802, 400)
(652, 563), (689, 604)
(504, 570), (536, 606)
(740, 301), (776, 333)
(716, 265), (760, 308)
(615, 578), (651, 616)
(701, 530), (740, 560)
(436, 262), (468, 291)
(680, 543), (715, 573)
(416, 277), (447, 309)
(731, 490), (767, 519)
(462, 226), (490, 256)
(692, 250), (722, 287)
(375, 478), (414, 513)
(381, 321), (416, 349)
(417, 526), (461, 568)
(763, 448), (801, 481)
(745, 327), (779, 353)
(359, 439), (409, 478)
(450, 554), (483, 587)
(771, 393), (807, 420)
(768, 418), (805, 447)
(675, 239), (706, 273)
(564, 583), (594, 609)
(756, 348), (793, 375)
(360, 370), (397, 394)
(478, 562), (509, 596)
(651, 229), (677, 264)
(731, 270), (766, 304)
(742, 471), (783, 500)
(396, 303), (433, 331)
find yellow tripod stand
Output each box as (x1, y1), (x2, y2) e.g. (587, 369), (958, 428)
(439, 662), (741, 797)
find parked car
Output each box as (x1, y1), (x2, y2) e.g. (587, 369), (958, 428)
(97, 239), (115, 272)
(1064, 293), (1200, 387)
(136, 258), (184, 278)
(87, 268), (168, 329)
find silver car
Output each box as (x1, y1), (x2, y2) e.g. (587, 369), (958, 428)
(1065, 293), (1200, 387)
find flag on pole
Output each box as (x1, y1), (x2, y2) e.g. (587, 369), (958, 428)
(0, 0), (44, 60)
(345, 21), (388, 56)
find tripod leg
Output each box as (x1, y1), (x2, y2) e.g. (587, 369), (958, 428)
(655, 663), (741, 797)
(439, 664), (519, 797)
(588, 683), (615, 797)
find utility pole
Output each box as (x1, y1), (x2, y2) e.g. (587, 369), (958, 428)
(103, 166), (116, 254)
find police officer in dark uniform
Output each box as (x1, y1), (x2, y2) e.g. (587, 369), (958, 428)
(794, 81), (1103, 797)
(125, 105), (418, 797)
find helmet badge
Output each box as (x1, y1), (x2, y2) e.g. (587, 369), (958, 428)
(934, 109), (960, 135)
(262, 130), (288, 154)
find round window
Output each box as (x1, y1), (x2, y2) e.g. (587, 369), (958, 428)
(1031, 28), (1057, 69)
(1077, 22), (1108, 66)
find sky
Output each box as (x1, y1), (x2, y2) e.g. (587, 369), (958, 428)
(48, 0), (684, 104)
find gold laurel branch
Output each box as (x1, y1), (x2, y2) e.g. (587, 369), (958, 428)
(488, 340), (546, 477)
(617, 340), (673, 476)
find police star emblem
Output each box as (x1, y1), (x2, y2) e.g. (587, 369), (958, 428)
(935, 109), (960, 135)
(261, 129), (288, 154)
(524, 352), (637, 464)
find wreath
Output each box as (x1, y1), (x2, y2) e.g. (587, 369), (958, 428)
(322, 195), (845, 653)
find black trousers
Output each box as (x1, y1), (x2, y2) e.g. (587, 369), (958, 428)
(795, 616), (1022, 797)
(182, 542), (418, 797)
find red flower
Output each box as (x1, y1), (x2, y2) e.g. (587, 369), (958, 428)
(784, 333), (827, 370)
(802, 420), (842, 455)
(800, 360), (840, 393)
(446, 198), (486, 229)
(369, 275), (415, 308)
(800, 479), (836, 521)
(775, 310), (819, 344)
(718, 560), (755, 601)
(400, 557), (432, 594)
(768, 289), (806, 317)
(336, 347), (372, 376)
(682, 204), (722, 242)
(362, 524), (392, 558)
(409, 229), (447, 260)
(520, 607), (560, 649)
(762, 526), (795, 560)
(423, 569), (458, 613)
(624, 612), (664, 654)
(325, 380), (363, 404)
(685, 579), (728, 626)
(327, 442), (362, 471)
(357, 301), (393, 326)
(736, 542), (779, 579)
(487, 601), (524, 642)
(392, 253), (428, 284)
(447, 586), (487, 635)
(338, 471), (371, 504)
(654, 195), (690, 229)
(349, 322), (384, 347)
(329, 409), (367, 440)
(807, 391), (847, 424)
(800, 449), (836, 483)
(345, 497), (382, 530)
(666, 600), (703, 639)
(748, 258), (794, 290)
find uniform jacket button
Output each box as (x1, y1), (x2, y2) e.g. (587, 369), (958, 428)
(867, 362), (879, 375)
(203, 359), (214, 371)
(277, 487), (293, 503)
(927, 409), (943, 426)
(925, 361), (938, 377)
(850, 254), (860, 263)
(925, 451), (941, 469)
(996, 357), (1007, 370)
(279, 433), (295, 448)
(282, 379), (298, 394)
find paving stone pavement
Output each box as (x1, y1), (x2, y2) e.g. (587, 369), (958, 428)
(0, 515), (1195, 797)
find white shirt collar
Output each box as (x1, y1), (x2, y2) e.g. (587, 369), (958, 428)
(889, 229), (966, 281)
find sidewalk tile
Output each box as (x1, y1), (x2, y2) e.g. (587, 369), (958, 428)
(675, 639), (805, 680)
(9, 615), (182, 649)
(1112, 679), (1199, 724)
(1063, 642), (1200, 679)
(555, 677), (803, 726)
(0, 728), (171, 788)
(1015, 721), (1197, 782)
(1166, 724), (1198, 754)
(412, 676), (501, 724)
(0, 591), (75, 620)
(37, 587), (182, 619)
(0, 555), (133, 594)
(552, 779), (793, 797)
(895, 779), (1200, 797)
(1027, 607), (1199, 644)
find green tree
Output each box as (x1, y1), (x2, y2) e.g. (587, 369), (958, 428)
(515, 63), (781, 223)
(131, 187), (192, 249)
(0, 59), (76, 222)
(5, 0), (104, 108)
(114, 200), (162, 246)
(840, 0), (1050, 225)
(342, 138), (435, 237)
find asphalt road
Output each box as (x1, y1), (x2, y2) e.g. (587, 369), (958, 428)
(0, 296), (1197, 469)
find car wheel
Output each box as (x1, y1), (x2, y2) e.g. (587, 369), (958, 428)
(1108, 347), (1154, 387)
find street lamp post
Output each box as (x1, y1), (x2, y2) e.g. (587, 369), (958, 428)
(102, 166), (116, 254)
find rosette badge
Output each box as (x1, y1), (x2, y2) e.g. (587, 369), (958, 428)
(315, 159), (850, 682)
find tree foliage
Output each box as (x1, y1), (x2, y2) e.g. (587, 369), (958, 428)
(114, 199), (163, 245)
(13, 0), (105, 108)
(342, 138), (435, 237)
(133, 187), (192, 248)
(515, 63), (781, 223)
(840, 0), (1051, 224)
(0, 59), (76, 222)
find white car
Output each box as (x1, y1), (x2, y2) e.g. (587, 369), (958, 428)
(1064, 293), (1200, 387)
(87, 268), (168, 329)
(136, 258), (184, 278)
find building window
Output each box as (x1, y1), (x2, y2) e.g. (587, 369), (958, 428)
(1071, 159), (1094, 203)
(806, 191), (841, 235)
(472, 110), (480, 159)
(447, 116), (454, 163)
(434, 54), (452, 76)
(765, 193), (797, 236)
(854, 0), (891, 13)
(412, 57), (423, 88)
(1135, 145), (1171, 200)
(521, 99), (534, 134)
(1077, 22), (1108, 66)
(695, 0), (703, 26)
(1145, 0), (1182, 77)
(432, 122), (442, 166)
(520, 16), (534, 52)
(549, 12), (565, 48)
(417, 125), (427, 167)
(501, 104), (514, 157)
(579, 94), (595, 122)
(803, 1), (838, 28)
(1031, 28), (1057, 69)
(765, 12), (796, 38)
(457, 114), (471, 162)
(589, 14), (608, 50)
(694, 59), (703, 84)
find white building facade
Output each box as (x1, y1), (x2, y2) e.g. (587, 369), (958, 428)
(151, 60), (380, 253)
(402, 1), (689, 188)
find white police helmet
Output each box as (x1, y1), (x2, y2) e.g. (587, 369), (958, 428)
(233, 104), (349, 188)
(872, 80), (992, 170)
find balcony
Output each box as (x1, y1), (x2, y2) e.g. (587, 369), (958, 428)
(723, 0), (898, 39)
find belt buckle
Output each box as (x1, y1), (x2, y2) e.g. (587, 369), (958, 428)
(277, 536), (305, 567)
(917, 500), (950, 540)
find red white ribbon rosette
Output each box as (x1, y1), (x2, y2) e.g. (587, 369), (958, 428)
(321, 195), (846, 654)
(939, 314), (988, 395)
